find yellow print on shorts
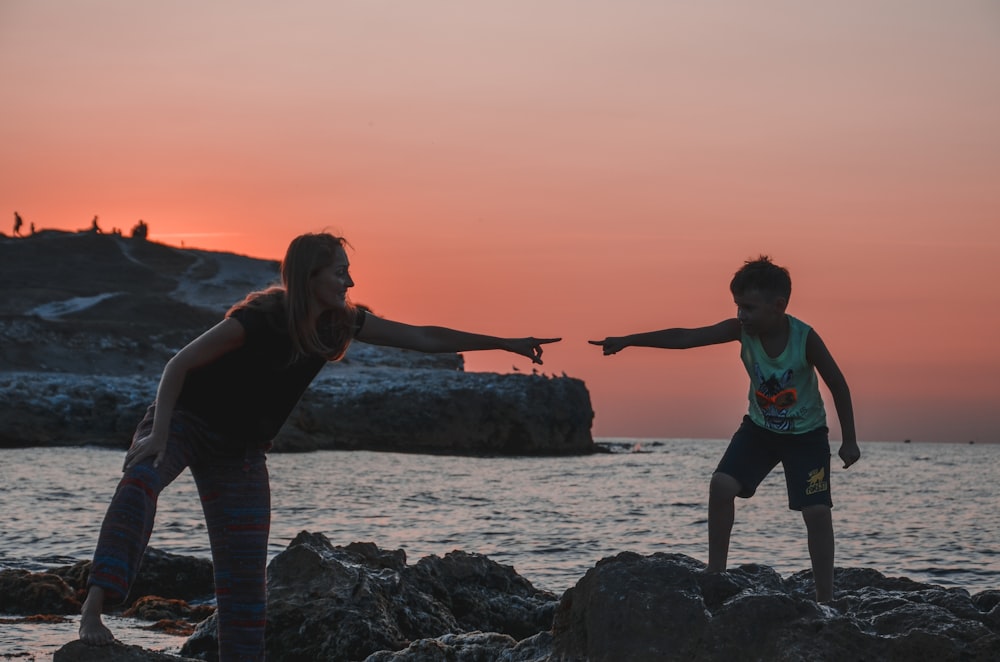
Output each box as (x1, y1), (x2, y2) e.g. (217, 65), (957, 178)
(805, 467), (828, 495)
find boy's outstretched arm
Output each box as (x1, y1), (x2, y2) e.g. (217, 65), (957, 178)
(589, 319), (741, 355)
(807, 329), (860, 468)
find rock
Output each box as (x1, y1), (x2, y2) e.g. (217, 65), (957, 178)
(0, 372), (155, 448)
(0, 568), (79, 615)
(363, 631), (553, 662)
(35, 542), (1000, 662)
(409, 549), (557, 639)
(0, 368), (595, 454)
(180, 531), (557, 662)
(123, 595), (214, 623)
(51, 547), (215, 607)
(53, 639), (201, 661)
(551, 552), (712, 661)
(276, 369), (594, 454)
(549, 552), (1000, 662)
(121, 547), (215, 606)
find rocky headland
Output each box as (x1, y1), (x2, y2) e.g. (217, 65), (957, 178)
(0, 230), (594, 454)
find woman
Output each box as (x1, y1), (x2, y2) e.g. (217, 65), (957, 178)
(79, 232), (559, 660)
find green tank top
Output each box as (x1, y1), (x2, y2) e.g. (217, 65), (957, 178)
(740, 315), (826, 434)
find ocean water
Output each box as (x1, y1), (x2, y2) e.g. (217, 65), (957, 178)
(2, 439), (998, 659)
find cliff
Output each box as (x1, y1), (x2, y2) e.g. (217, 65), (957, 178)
(0, 231), (594, 454)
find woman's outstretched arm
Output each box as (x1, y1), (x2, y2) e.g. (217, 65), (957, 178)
(355, 314), (560, 365)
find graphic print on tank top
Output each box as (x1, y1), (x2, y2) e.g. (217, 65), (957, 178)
(752, 363), (798, 432)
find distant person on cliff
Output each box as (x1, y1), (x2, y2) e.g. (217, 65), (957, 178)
(131, 219), (148, 240)
(589, 255), (859, 603)
(79, 232), (560, 659)
(13, 211), (23, 236)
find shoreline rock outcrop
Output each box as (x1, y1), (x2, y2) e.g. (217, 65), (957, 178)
(0, 367), (594, 455)
(0, 231), (595, 455)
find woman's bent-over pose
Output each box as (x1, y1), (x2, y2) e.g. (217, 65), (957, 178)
(79, 232), (559, 661)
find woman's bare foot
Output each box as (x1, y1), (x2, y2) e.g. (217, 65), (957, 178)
(79, 586), (115, 645)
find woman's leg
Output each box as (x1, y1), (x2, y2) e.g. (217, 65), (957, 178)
(192, 451), (271, 662)
(80, 409), (193, 644)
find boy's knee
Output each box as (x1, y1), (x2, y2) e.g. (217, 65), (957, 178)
(801, 504), (832, 525)
(710, 472), (742, 499)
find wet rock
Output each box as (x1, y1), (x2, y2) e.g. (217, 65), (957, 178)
(53, 639), (200, 661)
(51, 547), (215, 606)
(409, 549), (557, 640)
(123, 547), (215, 605)
(181, 531), (557, 662)
(123, 595), (214, 623)
(0, 568), (79, 615)
(46, 543), (1000, 662)
(364, 631), (553, 662)
(50, 560), (93, 602)
(0, 368), (595, 455)
(549, 552), (1000, 662)
(283, 369), (594, 455)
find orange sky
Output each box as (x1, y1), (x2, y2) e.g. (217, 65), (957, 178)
(2, 1), (998, 443)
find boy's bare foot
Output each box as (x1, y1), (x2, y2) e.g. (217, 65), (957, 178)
(79, 587), (115, 646)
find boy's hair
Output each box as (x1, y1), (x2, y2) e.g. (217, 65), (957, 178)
(730, 255), (791, 301)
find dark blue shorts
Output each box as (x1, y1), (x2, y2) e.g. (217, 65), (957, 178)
(715, 416), (832, 510)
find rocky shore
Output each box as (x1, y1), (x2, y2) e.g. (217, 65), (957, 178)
(0, 366), (594, 455)
(1, 533), (995, 661)
(0, 231), (594, 454)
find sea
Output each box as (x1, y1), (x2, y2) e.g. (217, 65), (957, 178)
(2, 438), (998, 659)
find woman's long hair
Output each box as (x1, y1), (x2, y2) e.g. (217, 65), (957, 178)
(228, 233), (357, 361)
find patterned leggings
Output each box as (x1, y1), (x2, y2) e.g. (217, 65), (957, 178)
(88, 407), (270, 662)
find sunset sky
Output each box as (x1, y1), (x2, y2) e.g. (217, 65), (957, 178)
(2, 1), (998, 443)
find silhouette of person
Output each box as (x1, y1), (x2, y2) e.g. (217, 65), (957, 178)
(591, 255), (859, 603)
(90, 215), (102, 234)
(13, 211), (23, 236)
(131, 219), (148, 240)
(78, 232), (560, 659)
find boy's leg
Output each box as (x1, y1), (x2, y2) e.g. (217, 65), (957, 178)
(802, 505), (834, 602)
(781, 426), (834, 602)
(192, 450), (270, 662)
(81, 408), (192, 644)
(708, 418), (778, 573)
(707, 472), (742, 572)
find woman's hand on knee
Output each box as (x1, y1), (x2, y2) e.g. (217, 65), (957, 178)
(123, 433), (167, 471)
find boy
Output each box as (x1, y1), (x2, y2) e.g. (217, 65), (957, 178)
(590, 255), (859, 602)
